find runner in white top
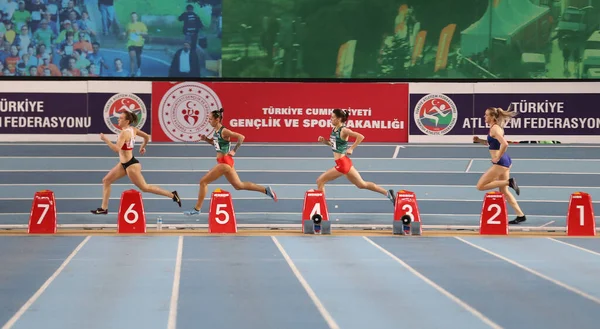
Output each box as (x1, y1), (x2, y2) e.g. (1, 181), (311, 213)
(91, 110), (181, 214)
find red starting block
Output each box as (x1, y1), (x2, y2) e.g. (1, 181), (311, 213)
(28, 190), (57, 234)
(208, 189), (237, 233)
(393, 190), (422, 235)
(566, 192), (596, 236)
(479, 191), (508, 235)
(118, 189), (146, 234)
(302, 190), (330, 234)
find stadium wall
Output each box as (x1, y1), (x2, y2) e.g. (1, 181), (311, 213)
(0, 80), (598, 143)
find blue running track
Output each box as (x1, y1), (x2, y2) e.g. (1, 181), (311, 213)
(0, 142), (598, 230)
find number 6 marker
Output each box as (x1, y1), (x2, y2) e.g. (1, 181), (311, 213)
(118, 189), (146, 234)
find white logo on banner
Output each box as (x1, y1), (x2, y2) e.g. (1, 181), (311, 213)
(158, 82), (223, 142)
(413, 93), (458, 135)
(103, 93), (147, 134)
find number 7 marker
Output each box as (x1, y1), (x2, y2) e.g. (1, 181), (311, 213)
(29, 190), (57, 234)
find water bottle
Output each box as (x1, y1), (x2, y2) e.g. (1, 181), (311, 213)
(157, 217), (163, 231)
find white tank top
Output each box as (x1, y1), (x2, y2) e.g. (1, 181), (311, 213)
(121, 127), (135, 150)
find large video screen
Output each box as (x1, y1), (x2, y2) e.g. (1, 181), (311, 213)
(1, 0), (596, 80)
(0, 0), (222, 78)
(222, 0), (595, 80)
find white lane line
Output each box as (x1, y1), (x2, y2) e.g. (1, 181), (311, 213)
(465, 159), (474, 172)
(167, 236), (184, 329)
(271, 236), (339, 329)
(548, 238), (600, 257)
(1, 236), (91, 329)
(363, 237), (502, 329)
(456, 237), (600, 305)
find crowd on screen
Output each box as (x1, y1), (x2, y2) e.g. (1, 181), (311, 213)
(0, 0), (149, 77)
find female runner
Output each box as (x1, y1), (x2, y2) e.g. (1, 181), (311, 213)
(473, 107), (526, 224)
(316, 109), (395, 204)
(184, 108), (277, 216)
(91, 111), (181, 214)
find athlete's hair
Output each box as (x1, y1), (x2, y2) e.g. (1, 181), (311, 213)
(332, 109), (350, 123)
(486, 107), (516, 127)
(123, 111), (138, 125)
(211, 108), (224, 121)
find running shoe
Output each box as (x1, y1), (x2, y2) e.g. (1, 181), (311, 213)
(172, 190), (181, 207)
(184, 207), (200, 216)
(91, 208), (107, 215)
(387, 189), (395, 205)
(508, 178), (520, 196)
(266, 186), (278, 202)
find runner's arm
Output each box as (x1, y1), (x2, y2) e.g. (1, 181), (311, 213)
(343, 128), (364, 152)
(223, 128), (245, 153)
(318, 136), (332, 146)
(102, 131), (127, 153)
(135, 128), (150, 150)
(201, 135), (214, 146)
(472, 136), (488, 145)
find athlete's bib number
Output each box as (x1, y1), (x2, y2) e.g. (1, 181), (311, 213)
(329, 135), (336, 150)
(212, 137), (220, 151)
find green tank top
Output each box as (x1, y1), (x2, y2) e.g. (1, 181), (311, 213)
(329, 126), (348, 154)
(212, 126), (230, 154)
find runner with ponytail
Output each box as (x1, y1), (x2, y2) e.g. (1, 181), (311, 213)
(473, 107), (526, 224)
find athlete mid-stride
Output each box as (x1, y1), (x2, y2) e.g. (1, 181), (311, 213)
(91, 111), (181, 214)
(184, 108), (277, 216)
(316, 109), (395, 205)
(473, 107), (526, 224)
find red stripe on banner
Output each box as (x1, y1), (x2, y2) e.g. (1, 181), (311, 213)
(151, 82), (409, 143)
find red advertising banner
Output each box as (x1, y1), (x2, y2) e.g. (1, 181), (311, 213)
(151, 82), (409, 143)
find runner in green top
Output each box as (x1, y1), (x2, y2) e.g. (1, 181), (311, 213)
(317, 109), (395, 205)
(184, 108), (278, 216)
(212, 126), (230, 154)
(329, 124), (348, 154)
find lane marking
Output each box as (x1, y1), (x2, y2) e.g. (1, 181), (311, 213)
(548, 238), (600, 257)
(271, 236), (339, 329)
(1, 236), (91, 329)
(465, 159), (474, 173)
(363, 237), (502, 329)
(539, 221), (555, 227)
(392, 145), (400, 159)
(167, 236), (184, 329)
(456, 237), (600, 305)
